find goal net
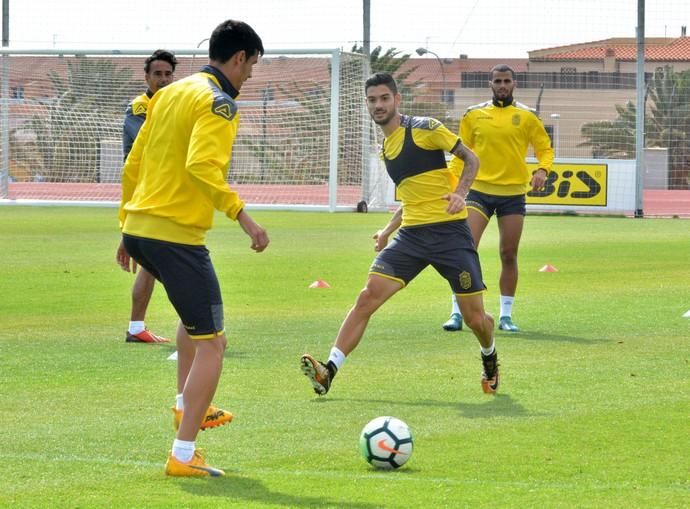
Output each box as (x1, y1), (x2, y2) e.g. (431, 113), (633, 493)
(0, 48), (383, 210)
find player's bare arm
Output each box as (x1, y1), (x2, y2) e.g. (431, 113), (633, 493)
(373, 206), (402, 252)
(443, 143), (480, 215)
(237, 209), (270, 253)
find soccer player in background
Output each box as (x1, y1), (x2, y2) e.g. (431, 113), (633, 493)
(116, 20), (269, 477)
(441, 64), (554, 333)
(121, 49), (178, 344)
(300, 72), (499, 397)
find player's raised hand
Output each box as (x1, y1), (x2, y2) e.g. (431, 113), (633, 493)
(237, 210), (269, 252)
(442, 192), (466, 215)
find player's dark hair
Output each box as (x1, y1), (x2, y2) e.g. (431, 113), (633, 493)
(145, 49), (178, 73)
(490, 64), (515, 79)
(209, 19), (264, 64)
(365, 72), (398, 94)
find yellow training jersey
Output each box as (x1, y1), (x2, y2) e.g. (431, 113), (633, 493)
(122, 90), (151, 159)
(119, 65), (245, 245)
(382, 115), (464, 227)
(449, 99), (554, 196)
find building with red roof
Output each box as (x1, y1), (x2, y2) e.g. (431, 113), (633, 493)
(528, 36), (690, 73)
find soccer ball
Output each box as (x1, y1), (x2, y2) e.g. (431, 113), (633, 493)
(359, 416), (413, 469)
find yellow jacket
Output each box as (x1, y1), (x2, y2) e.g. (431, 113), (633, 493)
(450, 99), (554, 196)
(122, 90), (151, 160)
(119, 65), (245, 245)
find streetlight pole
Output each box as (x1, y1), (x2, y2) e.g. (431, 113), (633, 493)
(416, 47), (446, 104)
(192, 37), (209, 69)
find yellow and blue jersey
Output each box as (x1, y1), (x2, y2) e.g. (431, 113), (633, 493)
(120, 65), (245, 245)
(382, 115), (464, 227)
(449, 99), (554, 196)
(122, 90), (152, 160)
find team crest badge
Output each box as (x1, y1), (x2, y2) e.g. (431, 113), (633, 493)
(459, 271), (472, 290)
(512, 114), (521, 126)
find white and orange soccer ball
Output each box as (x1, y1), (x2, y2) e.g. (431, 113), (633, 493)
(359, 416), (413, 469)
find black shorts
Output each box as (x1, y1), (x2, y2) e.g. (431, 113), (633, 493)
(122, 234), (224, 339)
(466, 189), (526, 220)
(370, 220), (486, 295)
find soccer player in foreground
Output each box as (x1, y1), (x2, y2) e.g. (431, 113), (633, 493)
(121, 49), (178, 344)
(116, 19), (269, 477)
(301, 72), (499, 397)
(441, 64), (554, 333)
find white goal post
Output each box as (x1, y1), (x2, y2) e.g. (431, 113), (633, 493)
(0, 48), (387, 211)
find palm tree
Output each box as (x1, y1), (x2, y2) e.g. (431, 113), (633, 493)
(235, 47), (419, 186)
(233, 47), (441, 189)
(350, 44), (417, 82)
(352, 44), (451, 125)
(580, 66), (690, 188)
(27, 56), (140, 182)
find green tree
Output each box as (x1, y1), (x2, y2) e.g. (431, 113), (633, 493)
(351, 44), (449, 124)
(234, 51), (376, 186)
(27, 56), (140, 182)
(350, 44), (417, 82)
(233, 47), (446, 190)
(580, 66), (690, 188)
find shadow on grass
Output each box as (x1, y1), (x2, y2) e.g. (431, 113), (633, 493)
(156, 347), (252, 360)
(455, 393), (545, 419)
(437, 328), (603, 344)
(498, 330), (606, 344)
(335, 394), (542, 419)
(178, 472), (378, 508)
(362, 465), (421, 475)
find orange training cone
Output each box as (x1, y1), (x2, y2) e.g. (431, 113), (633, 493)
(539, 264), (558, 272)
(309, 279), (331, 288)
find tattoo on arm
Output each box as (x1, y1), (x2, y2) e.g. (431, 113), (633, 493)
(451, 143), (479, 196)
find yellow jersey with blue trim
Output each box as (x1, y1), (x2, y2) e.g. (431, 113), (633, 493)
(122, 90), (151, 159)
(120, 65), (245, 245)
(449, 99), (554, 196)
(382, 115), (464, 227)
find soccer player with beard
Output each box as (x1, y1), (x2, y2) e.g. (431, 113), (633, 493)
(300, 72), (499, 397)
(441, 64), (554, 333)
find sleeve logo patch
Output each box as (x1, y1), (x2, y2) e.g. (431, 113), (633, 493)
(212, 96), (238, 121)
(428, 118), (441, 130)
(133, 104), (147, 116)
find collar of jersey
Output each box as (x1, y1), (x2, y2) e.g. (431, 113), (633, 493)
(492, 96), (514, 108)
(200, 65), (239, 99)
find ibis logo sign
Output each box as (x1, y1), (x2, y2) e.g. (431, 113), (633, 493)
(527, 162), (608, 206)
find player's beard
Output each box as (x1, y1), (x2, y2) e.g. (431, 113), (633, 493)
(493, 92), (514, 105)
(371, 108), (396, 126)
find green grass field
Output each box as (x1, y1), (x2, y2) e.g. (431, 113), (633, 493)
(0, 206), (688, 508)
